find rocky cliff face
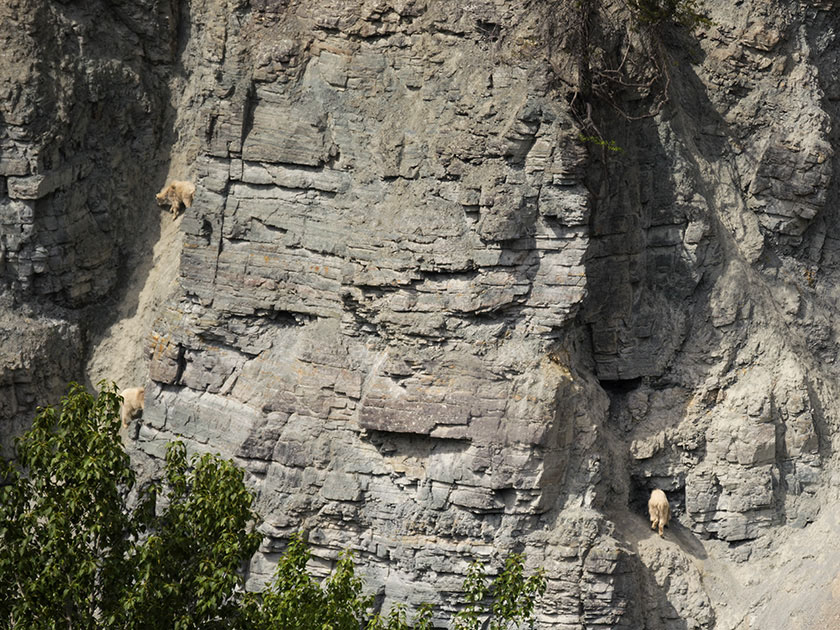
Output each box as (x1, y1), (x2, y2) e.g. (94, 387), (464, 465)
(3, 0), (840, 627)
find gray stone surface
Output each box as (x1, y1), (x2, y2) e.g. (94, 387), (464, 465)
(4, 0), (840, 628)
(0, 0), (176, 306)
(0, 295), (83, 458)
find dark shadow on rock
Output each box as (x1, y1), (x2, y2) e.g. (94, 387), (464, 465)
(72, 0), (189, 390)
(665, 518), (708, 560)
(0, 0), (189, 433)
(609, 520), (692, 630)
(578, 3), (822, 548)
(609, 507), (711, 628)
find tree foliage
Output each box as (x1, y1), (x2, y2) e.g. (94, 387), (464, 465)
(454, 555), (547, 630)
(241, 533), (373, 630)
(0, 383), (546, 629)
(0, 382), (260, 630)
(119, 442), (261, 630)
(0, 382), (135, 628)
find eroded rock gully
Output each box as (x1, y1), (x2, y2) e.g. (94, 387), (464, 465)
(2, 0), (840, 627)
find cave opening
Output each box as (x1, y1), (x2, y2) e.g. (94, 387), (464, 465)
(600, 376), (643, 394)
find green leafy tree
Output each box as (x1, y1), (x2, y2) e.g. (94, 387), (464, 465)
(0, 382), (135, 628)
(241, 532), (372, 630)
(0, 382), (260, 630)
(369, 602), (435, 630)
(119, 442), (261, 630)
(454, 554), (547, 630)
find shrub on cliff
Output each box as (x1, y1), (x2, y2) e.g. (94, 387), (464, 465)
(626, 0), (711, 29)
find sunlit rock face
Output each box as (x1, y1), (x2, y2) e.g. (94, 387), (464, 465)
(3, 0), (840, 626)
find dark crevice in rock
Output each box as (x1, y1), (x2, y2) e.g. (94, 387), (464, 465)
(249, 216), (287, 235)
(600, 377), (643, 395)
(199, 218), (213, 245)
(239, 81), (257, 156)
(172, 344), (186, 385)
(806, 379), (832, 462)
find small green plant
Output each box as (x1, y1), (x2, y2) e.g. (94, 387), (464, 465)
(626, 0), (712, 29)
(578, 133), (624, 153)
